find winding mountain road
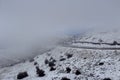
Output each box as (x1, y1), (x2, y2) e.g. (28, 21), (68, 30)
(73, 41), (120, 45)
(62, 41), (120, 50)
(63, 45), (120, 50)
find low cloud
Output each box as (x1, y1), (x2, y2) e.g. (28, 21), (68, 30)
(0, 0), (120, 66)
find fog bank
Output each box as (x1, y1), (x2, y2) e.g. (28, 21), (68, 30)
(0, 0), (120, 66)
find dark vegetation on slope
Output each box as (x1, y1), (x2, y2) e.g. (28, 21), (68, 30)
(34, 62), (38, 65)
(15, 48), (113, 80)
(61, 77), (70, 80)
(17, 72), (28, 79)
(75, 70), (81, 75)
(99, 62), (104, 66)
(66, 54), (73, 59)
(50, 67), (56, 71)
(36, 66), (45, 77)
(66, 67), (71, 73)
(103, 78), (111, 80)
(60, 58), (66, 61)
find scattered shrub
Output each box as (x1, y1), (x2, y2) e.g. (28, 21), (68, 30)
(60, 58), (66, 61)
(103, 78), (111, 80)
(75, 70), (81, 75)
(66, 54), (73, 58)
(50, 67), (56, 71)
(66, 67), (71, 73)
(61, 77), (70, 80)
(17, 72), (28, 79)
(99, 62), (104, 66)
(49, 62), (55, 67)
(45, 59), (49, 64)
(36, 66), (45, 77)
(84, 57), (87, 59)
(34, 62), (38, 65)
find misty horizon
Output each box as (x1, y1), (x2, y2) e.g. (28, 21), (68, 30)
(0, 0), (120, 66)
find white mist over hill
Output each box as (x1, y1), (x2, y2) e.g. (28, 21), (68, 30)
(1, 30), (120, 80)
(0, 0), (120, 66)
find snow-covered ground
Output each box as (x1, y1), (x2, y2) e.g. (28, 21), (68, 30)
(76, 30), (120, 43)
(0, 31), (120, 80)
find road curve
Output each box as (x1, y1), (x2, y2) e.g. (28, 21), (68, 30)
(62, 45), (120, 50)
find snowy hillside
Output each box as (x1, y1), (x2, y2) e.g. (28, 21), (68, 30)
(0, 31), (120, 80)
(75, 30), (120, 43)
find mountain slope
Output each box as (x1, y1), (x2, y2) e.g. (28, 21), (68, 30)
(0, 31), (120, 80)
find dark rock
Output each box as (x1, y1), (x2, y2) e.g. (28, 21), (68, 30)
(60, 58), (66, 61)
(50, 67), (56, 71)
(34, 62), (38, 65)
(36, 66), (45, 77)
(45, 59), (49, 64)
(49, 62), (55, 67)
(84, 57), (87, 59)
(61, 77), (70, 80)
(99, 62), (104, 66)
(103, 78), (111, 80)
(66, 54), (73, 58)
(66, 67), (71, 73)
(17, 72), (28, 79)
(75, 70), (81, 75)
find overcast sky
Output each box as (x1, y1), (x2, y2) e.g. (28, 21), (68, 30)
(0, 0), (120, 39)
(0, 0), (120, 64)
